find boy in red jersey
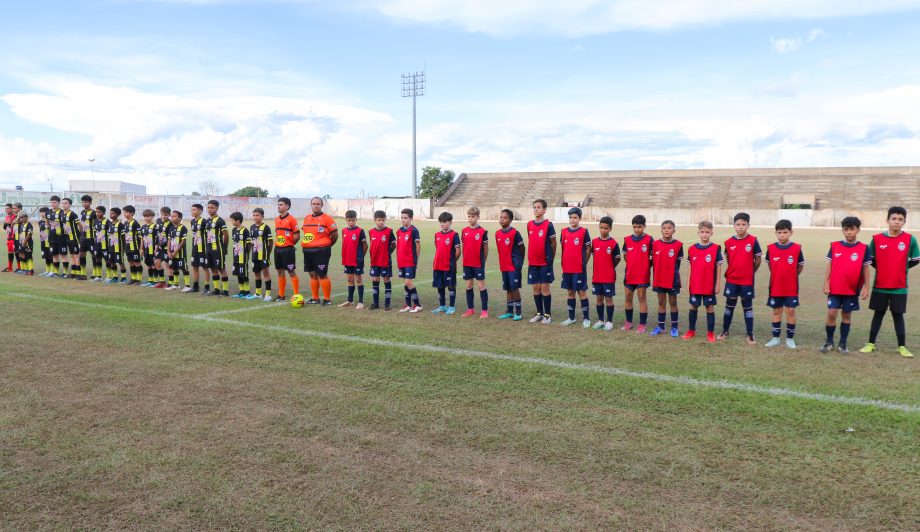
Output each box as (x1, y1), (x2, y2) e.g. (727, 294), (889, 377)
(719, 212), (762, 344)
(495, 209), (525, 321)
(368, 210), (396, 311)
(764, 219), (805, 349)
(822, 216), (870, 354)
(3, 203), (14, 272)
(590, 216), (620, 331)
(622, 214), (653, 333)
(559, 207), (592, 327)
(461, 207), (489, 318)
(651, 220), (683, 337)
(397, 208), (423, 312)
(527, 199), (556, 324)
(431, 212), (461, 315)
(859, 206), (920, 357)
(338, 210), (368, 309)
(682, 221), (722, 342)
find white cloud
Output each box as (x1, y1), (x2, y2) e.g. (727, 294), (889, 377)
(771, 29), (824, 53)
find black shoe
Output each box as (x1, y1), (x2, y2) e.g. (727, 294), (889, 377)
(820, 342), (835, 353)
(369, 303), (379, 310)
(306, 298), (320, 305)
(384, 305), (392, 311)
(837, 344), (849, 354)
(202, 290), (212, 296)
(321, 299), (331, 306)
(274, 296), (286, 302)
(221, 290), (230, 297)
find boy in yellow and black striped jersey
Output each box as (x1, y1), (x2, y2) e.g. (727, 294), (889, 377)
(151, 206), (172, 288)
(60, 198), (81, 278)
(90, 206), (109, 281)
(251, 207), (274, 301)
(140, 209), (157, 285)
(122, 205), (144, 285)
(186, 203), (209, 293)
(229, 212), (256, 299)
(165, 210), (188, 290)
(15, 212), (33, 275)
(105, 207), (127, 284)
(37, 207), (53, 275)
(78, 195), (95, 280)
(205, 200), (230, 297)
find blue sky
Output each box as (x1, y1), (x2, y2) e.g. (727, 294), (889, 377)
(1, 0), (919, 196)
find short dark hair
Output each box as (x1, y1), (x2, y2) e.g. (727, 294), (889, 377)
(841, 216), (861, 229)
(13, 202), (22, 209)
(50, 195), (61, 202)
(80, 195), (93, 203)
(437, 212), (453, 223)
(172, 210), (183, 219)
(888, 206), (907, 219)
(500, 208), (514, 221)
(110, 207), (122, 216)
(38, 206), (48, 214)
(775, 219), (793, 232)
(229, 212), (243, 223)
(533, 199), (547, 209)
(345, 210), (357, 219)
(631, 214), (646, 226)
(142, 209), (155, 217)
(207, 200), (219, 207)
(278, 197), (291, 207)
(661, 219), (675, 228)
(123, 205), (136, 214)
(698, 220), (714, 230)
(599, 216), (613, 227)
(4, 203), (11, 208)
(373, 210), (386, 220)
(191, 203), (204, 211)
(401, 208), (414, 218)
(567, 207), (582, 219)
(160, 206), (171, 214)
(62, 197), (72, 205)
(95, 206), (106, 213)
(252, 207), (264, 216)
(734, 212), (751, 223)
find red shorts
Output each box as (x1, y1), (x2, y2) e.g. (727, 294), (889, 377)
(6, 240), (13, 253)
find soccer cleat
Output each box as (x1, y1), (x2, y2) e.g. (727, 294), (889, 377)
(560, 318), (577, 326)
(274, 296), (287, 302)
(898, 346), (914, 358)
(120, 278), (129, 284)
(409, 305), (423, 313)
(670, 327), (680, 338)
(245, 294), (261, 300)
(648, 326), (664, 336)
(338, 301), (353, 307)
(263, 295), (274, 302)
(102, 278), (113, 284)
(202, 289), (213, 296)
(592, 320), (605, 330)
(461, 309), (475, 317)
(306, 298), (320, 305)
(707, 332), (717, 343)
(681, 330), (696, 340)
(355, 303), (364, 310)
(716, 332), (729, 341)
(541, 315), (552, 325)
(786, 338), (797, 349)
(498, 312), (515, 320)
(181, 286), (194, 293)
(620, 322), (633, 331)
(398, 305), (412, 312)
(321, 299), (331, 306)
(230, 293), (242, 298)
(820, 342), (835, 353)
(480, 310), (489, 319)
(764, 337), (782, 348)
(529, 314), (543, 323)
(837, 344), (849, 354)
(512, 314), (523, 321)
(636, 324), (647, 334)
(746, 335), (756, 345)
(221, 291), (231, 297)
(156, 282), (169, 289)
(603, 322), (614, 331)
(431, 306), (446, 314)
(858, 343), (876, 353)
(445, 307), (456, 315)
(1, 267), (9, 272)
(369, 303), (380, 310)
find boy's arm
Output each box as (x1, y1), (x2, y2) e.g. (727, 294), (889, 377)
(482, 232), (489, 263)
(860, 264), (870, 299)
(823, 260), (832, 295)
(715, 262), (722, 294)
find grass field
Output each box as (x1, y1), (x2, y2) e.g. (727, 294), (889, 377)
(2, 219), (919, 529)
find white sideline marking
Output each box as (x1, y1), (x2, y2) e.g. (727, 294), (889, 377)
(330, 268), (501, 299)
(198, 301), (286, 317)
(8, 291), (920, 415)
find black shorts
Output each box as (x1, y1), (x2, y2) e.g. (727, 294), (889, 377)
(108, 251), (123, 265)
(252, 258), (271, 273)
(302, 247), (332, 276)
(169, 258), (186, 271)
(67, 240), (80, 255)
(144, 254), (155, 268)
(80, 239), (94, 253)
(126, 250), (141, 263)
(275, 247), (296, 272)
(191, 253), (208, 268)
(869, 291), (908, 314)
(51, 239), (68, 256)
(155, 249), (169, 262)
(41, 247), (52, 261)
(206, 250), (225, 270)
(92, 245), (106, 261)
(232, 263), (249, 277)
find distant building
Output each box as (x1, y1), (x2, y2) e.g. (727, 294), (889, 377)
(69, 180), (147, 194)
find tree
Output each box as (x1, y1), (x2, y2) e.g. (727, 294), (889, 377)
(230, 186), (269, 198)
(417, 166), (455, 200)
(198, 180), (222, 196)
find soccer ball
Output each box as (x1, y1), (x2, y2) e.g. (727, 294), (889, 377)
(290, 294), (305, 308)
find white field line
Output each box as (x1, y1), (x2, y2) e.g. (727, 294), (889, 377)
(197, 301), (287, 317)
(330, 268), (502, 299)
(8, 291), (920, 415)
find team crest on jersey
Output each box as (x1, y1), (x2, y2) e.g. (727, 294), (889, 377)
(574, 238), (580, 245)
(538, 230), (544, 237)
(668, 249), (675, 257)
(475, 234), (480, 240)
(745, 244), (752, 252)
(705, 254), (712, 263)
(404, 234), (409, 241)
(504, 238), (511, 245)
(351, 234), (357, 241)
(898, 241), (906, 251)
(850, 253), (859, 261)
(317, 226), (325, 233)
(606, 247), (612, 255)
(787, 256), (794, 264)
(641, 244), (648, 252)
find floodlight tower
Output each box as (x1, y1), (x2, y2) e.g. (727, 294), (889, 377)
(401, 71), (425, 198)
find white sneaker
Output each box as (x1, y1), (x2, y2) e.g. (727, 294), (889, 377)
(338, 301), (353, 307)
(529, 314), (543, 323)
(603, 322), (614, 331)
(409, 305), (423, 313)
(180, 286), (194, 293)
(165, 285), (177, 291)
(560, 318), (576, 326)
(541, 316), (553, 324)
(764, 337), (781, 348)
(355, 302), (364, 310)
(786, 338), (797, 349)
(264, 295), (273, 302)
(399, 305), (413, 313)
(592, 320), (605, 330)
(582, 319), (591, 328)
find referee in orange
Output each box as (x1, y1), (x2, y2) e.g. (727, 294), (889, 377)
(301, 196), (338, 305)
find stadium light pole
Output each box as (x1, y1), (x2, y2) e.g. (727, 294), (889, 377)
(401, 71), (425, 198)
(88, 158), (95, 191)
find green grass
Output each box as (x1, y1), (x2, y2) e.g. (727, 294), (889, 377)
(1, 220), (919, 529)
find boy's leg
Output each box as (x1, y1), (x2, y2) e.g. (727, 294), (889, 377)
(532, 284), (544, 318)
(383, 277), (392, 308)
(839, 311), (852, 347)
(566, 289), (576, 321)
(579, 291), (589, 321)
(277, 270), (286, 298)
(742, 297), (755, 339)
(705, 305), (716, 333)
(371, 276), (380, 307)
(824, 309), (838, 349)
(448, 284), (456, 308)
(512, 288), (523, 317)
(541, 283), (552, 318)
(722, 295), (738, 337)
(623, 287), (634, 325)
(605, 296), (615, 324)
(596, 294), (605, 322)
(478, 279), (488, 313)
(356, 275), (364, 304)
(656, 293), (667, 331)
(892, 311), (907, 348)
(669, 295), (680, 333)
(637, 287), (648, 328)
(465, 279), (475, 311)
(686, 305), (699, 334)
(346, 273), (355, 303)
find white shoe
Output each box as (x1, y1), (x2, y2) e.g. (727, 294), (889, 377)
(264, 295), (273, 302)
(561, 318), (576, 326)
(180, 286), (193, 293)
(165, 285), (177, 291)
(529, 314), (543, 323)
(786, 338), (797, 349)
(592, 320), (605, 330)
(399, 305), (413, 313)
(355, 302), (365, 310)
(603, 322), (614, 331)
(582, 319), (591, 328)
(338, 301), (353, 307)
(764, 337), (781, 348)
(541, 316), (552, 324)
(409, 305), (423, 313)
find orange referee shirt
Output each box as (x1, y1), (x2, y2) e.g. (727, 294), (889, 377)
(274, 213), (299, 247)
(301, 212), (337, 248)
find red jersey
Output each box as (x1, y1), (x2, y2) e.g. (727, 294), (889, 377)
(461, 225), (488, 268)
(591, 237), (620, 284)
(871, 232), (916, 290)
(368, 227), (395, 268)
(559, 226), (590, 274)
(496, 227), (524, 272)
(723, 234), (762, 286)
(396, 225), (420, 268)
(527, 219), (555, 267)
(623, 233), (653, 285)
(766, 242), (804, 297)
(432, 230), (460, 271)
(340, 226), (366, 267)
(652, 239), (683, 290)
(826, 241), (869, 296)
(4, 214), (15, 241)
(687, 243), (723, 295)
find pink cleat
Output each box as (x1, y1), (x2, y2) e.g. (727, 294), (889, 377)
(480, 310), (488, 319)
(620, 322), (633, 331)
(462, 309), (476, 317)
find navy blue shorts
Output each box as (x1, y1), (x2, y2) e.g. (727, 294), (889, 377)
(592, 283), (616, 297)
(827, 294), (860, 312)
(561, 272), (588, 291)
(370, 265), (392, 278)
(689, 294), (717, 307)
(767, 296), (799, 309)
(462, 266), (486, 280)
(398, 266), (416, 279)
(344, 264), (365, 275)
(501, 270), (522, 291)
(724, 282), (755, 299)
(527, 265), (555, 285)
(432, 270), (456, 288)
(652, 286), (680, 296)
(624, 282), (650, 291)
